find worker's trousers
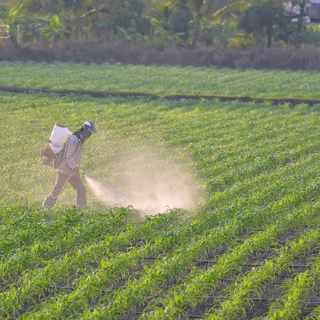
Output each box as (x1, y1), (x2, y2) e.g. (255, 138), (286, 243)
(43, 172), (86, 207)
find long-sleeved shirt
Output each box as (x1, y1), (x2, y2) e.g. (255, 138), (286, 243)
(57, 134), (84, 176)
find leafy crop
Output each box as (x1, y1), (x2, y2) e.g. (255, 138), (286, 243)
(0, 61), (320, 99)
(1, 62), (320, 319)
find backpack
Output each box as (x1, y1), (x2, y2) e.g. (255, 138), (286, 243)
(41, 124), (72, 168)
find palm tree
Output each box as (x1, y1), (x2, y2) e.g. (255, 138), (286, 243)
(143, 0), (177, 30)
(144, 0), (248, 45)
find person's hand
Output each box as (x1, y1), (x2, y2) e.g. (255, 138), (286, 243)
(73, 166), (80, 174)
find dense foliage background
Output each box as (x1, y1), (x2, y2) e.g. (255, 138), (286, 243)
(1, 0), (320, 49)
(1, 1), (320, 70)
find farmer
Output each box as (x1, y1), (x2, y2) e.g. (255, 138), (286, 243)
(42, 120), (97, 207)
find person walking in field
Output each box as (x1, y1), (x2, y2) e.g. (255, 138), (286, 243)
(43, 121), (97, 208)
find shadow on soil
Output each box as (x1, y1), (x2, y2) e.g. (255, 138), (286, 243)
(1, 86), (320, 108)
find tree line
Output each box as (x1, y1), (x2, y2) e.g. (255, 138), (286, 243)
(0, 0), (319, 49)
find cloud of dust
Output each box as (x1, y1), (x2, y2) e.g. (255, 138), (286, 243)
(85, 145), (202, 216)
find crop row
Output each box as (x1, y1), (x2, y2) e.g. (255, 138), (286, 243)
(16, 151), (320, 319)
(0, 206), (130, 260)
(0, 61), (319, 99)
(2, 210), (213, 317)
(263, 254), (320, 320)
(0, 207), (140, 286)
(2, 72), (320, 319)
(2, 110), (316, 316)
(139, 202), (320, 319)
(0, 207), (183, 316)
(1, 91), (319, 204)
(207, 227), (320, 319)
(88, 197), (320, 319)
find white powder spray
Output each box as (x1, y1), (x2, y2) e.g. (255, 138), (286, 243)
(85, 145), (202, 216)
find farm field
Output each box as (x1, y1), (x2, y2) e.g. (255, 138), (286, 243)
(0, 60), (320, 99)
(1, 63), (320, 319)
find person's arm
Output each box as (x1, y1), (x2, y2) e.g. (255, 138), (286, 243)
(65, 135), (79, 170)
